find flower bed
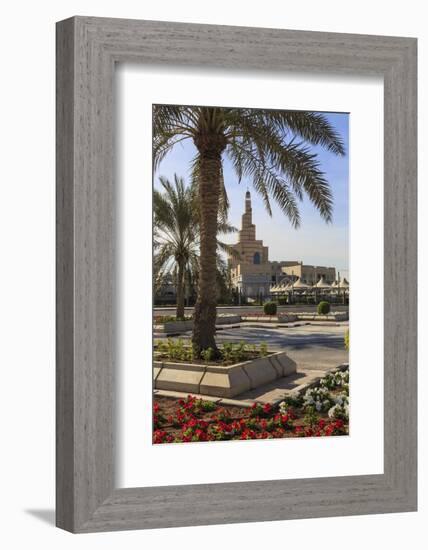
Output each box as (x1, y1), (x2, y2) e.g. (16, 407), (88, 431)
(153, 367), (349, 443)
(154, 339), (269, 366)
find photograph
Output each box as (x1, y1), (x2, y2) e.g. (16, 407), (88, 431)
(152, 104), (350, 444)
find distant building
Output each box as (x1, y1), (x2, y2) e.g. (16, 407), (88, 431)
(228, 191), (337, 299)
(154, 274), (177, 304)
(280, 263), (336, 285)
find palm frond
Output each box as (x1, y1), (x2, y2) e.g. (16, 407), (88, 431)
(259, 110), (346, 156)
(154, 104), (345, 229)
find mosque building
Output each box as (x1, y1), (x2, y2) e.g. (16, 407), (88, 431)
(228, 190), (337, 299)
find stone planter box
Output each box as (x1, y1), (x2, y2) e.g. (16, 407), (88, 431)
(154, 350), (296, 398)
(241, 312), (348, 323)
(241, 316), (285, 323)
(154, 320), (194, 334)
(154, 314), (242, 335)
(216, 314), (241, 325)
(296, 311), (349, 321)
(330, 311), (348, 321)
(277, 313), (298, 323)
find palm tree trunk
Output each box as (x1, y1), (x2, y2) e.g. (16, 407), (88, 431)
(176, 260), (185, 320)
(192, 152), (222, 356)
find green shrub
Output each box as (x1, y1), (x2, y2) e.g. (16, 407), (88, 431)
(281, 394), (303, 409)
(263, 301), (277, 315)
(303, 406), (319, 428)
(201, 347), (214, 362)
(158, 339), (273, 366)
(200, 400), (216, 412)
(154, 315), (192, 324)
(259, 342), (268, 357)
(317, 301), (330, 315)
(344, 329), (350, 351)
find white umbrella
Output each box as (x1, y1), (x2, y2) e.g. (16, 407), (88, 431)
(292, 277), (311, 290)
(315, 276), (331, 290)
(338, 278), (350, 289)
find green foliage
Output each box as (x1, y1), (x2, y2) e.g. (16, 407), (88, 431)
(201, 347), (215, 363)
(259, 342), (268, 357)
(317, 301), (330, 315)
(263, 301), (277, 315)
(155, 315), (192, 324)
(221, 342), (234, 363)
(153, 106), (346, 227)
(344, 329), (350, 351)
(221, 341), (248, 364)
(154, 174), (237, 318)
(249, 403), (265, 418)
(200, 400), (216, 412)
(281, 394), (304, 409)
(303, 406), (319, 428)
(157, 339), (270, 365)
(155, 338), (194, 362)
(320, 369), (349, 390)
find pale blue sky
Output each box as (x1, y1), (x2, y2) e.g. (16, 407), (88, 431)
(154, 111), (349, 278)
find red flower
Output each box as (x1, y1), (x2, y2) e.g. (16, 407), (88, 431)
(153, 429), (168, 444)
(263, 403), (272, 414)
(240, 429), (256, 440)
(324, 424), (334, 436)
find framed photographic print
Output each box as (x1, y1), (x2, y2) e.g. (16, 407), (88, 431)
(56, 16), (417, 532)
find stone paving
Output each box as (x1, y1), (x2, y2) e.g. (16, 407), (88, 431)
(155, 322), (348, 404)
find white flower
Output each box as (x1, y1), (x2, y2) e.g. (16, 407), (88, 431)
(328, 404), (338, 418)
(279, 401), (288, 414)
(334, 393), (349, 406)
(328, 401), (349, 421)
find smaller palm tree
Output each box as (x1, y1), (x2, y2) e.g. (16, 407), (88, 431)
(154, 174), (237, 319)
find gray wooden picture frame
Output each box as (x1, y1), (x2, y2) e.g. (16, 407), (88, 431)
(56, 16), (417, 533)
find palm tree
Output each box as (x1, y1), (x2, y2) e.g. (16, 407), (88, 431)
(154, 175), (198, 319)
(154, 174), (237, 319)
(153, 106), (345, 356)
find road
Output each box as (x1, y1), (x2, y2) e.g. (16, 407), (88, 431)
(215, 324), (348, 370)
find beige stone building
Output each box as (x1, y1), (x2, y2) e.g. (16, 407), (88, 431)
(228, 191), (337, 299)
(280, 263), (336, 285)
